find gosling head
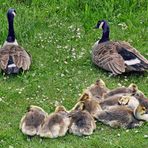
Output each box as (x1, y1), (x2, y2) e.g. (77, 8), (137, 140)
(79, 91), (90, 102)
(96, 79), (106, 87)
(118, 96), (130, 105)
(134, 105), (148, 121)
(55, 105), (67, 113)
(128, 83), (138, 94)
(136, 105), (146, 115)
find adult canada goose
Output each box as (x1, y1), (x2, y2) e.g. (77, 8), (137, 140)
(0, 8), (31, 74)
(38, 106), (70, 138)
(92, 20), (148, 75)
(19, 105), (48, 138)
(69, 102), (96, 136)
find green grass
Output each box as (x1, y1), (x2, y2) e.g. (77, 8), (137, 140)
(0, 0), (148, 147)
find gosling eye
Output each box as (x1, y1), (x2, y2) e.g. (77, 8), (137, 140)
(142, 107), (146, 111)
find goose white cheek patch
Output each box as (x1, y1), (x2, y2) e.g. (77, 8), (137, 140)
(12, 12), (16, 16)
(99, 22), (104, 29)
(124, 58), (141, 65)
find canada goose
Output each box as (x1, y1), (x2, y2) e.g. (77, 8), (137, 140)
(69, 102), (96, 136)
(103, 83), (138, 99)
(86, 79), (110, 101)
(0, 8), (31, 74)
(38, 106), (70, 138)
(96, 105), (144, 129)
(78, 91), (102, 118)
(19, 105), (48, 137)
(92, 20), (148, 75)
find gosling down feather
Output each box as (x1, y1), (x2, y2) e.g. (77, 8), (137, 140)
(69, 102), (96, 136)
(0, 8), (31, 74)
(38, 106), (70, 138)
(92, 20), (148, 75)
(19, 105), (48, 137)
(96, 105), (144, 129)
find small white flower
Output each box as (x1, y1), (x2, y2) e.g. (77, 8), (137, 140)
(135, 130), (139, 133)
(64, 61), (68, 64)
(144, 135), (148, 138)
(61, 73), (65, 77)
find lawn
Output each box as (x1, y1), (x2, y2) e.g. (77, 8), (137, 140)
(0, 0), (148, 148)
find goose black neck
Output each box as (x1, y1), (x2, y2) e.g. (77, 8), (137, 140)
(99, 26), (110, 43)
(6, 17), (15, 42)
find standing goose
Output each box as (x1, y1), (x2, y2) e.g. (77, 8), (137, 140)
(92, 20), (148, 75)
(0, 8), (31, 74)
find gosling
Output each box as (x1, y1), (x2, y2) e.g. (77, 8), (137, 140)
(19, 105), (48, 138)
(37, 105), (70, 138)
(69, 102), (96, 136)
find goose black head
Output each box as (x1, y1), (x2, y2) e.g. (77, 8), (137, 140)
(94, 20), (108, 29)
(7, 8), (16, 21)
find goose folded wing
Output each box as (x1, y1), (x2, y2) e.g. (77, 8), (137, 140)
(95, 48), (125, 75)
(10, 46), (31, 70)
(0, 48), (9, 70)
(116, 42), (148, 70)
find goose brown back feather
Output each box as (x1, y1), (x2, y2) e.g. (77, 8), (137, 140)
(0, 45), (31, 71)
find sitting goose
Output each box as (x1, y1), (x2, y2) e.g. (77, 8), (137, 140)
(0, 8), (31, 74)
(92, 20), (148, 75)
